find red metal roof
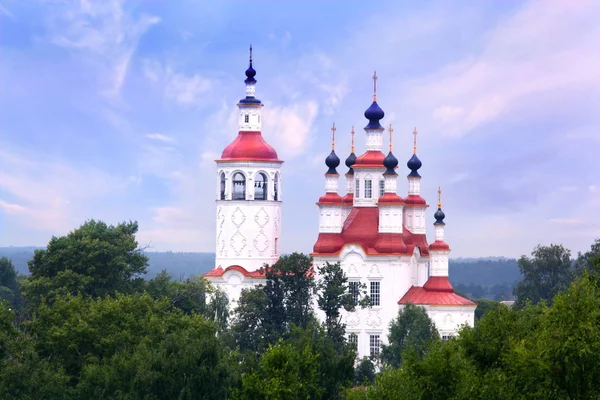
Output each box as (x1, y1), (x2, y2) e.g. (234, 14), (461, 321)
(204, 265), (267, 278)
(429, 240), (450, 251)
(218, 131), (281, 162)
(399, 277), (476, 306)
(316, 192), (343, 205)
(353, 151), (385, 168)
(378, 193), (404, 205)
(403, 195), (427, 206)
(342, 193), (354, 206)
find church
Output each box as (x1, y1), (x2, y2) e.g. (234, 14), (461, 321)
(205, 49), (476, 360)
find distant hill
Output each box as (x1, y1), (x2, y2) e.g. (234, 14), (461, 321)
(0, 247), (521, 289)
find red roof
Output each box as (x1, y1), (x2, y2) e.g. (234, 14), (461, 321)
(353, 151), (385, 168)
(312, 208), (430, 256)
(218, 131), (281, 162)
(342, 193), (354, 206)
(429, 240), (450, 251)
(403, 195), (427, 206)
(402, 225), (430, 256)
(317, 192), (343, 205)
(377, 193), (404, 205)
(399, 276), (476, 306)
(204, 265), (267, 278)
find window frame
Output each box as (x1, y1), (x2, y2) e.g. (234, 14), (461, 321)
(365, 179), (372, 199)
(349, 281), (360, 304)
(355, 179), (360, 198)
(370, 334), (381, 360)
(379, 179), (385, 198)
(370, 281), (380, 307)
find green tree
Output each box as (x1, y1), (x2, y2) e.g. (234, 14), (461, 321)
(263, 252), (315, 330)
(574, 238), (600, 276)
(234, 339), (323, 400)
(513, 244), (573, 306)
(474, 298), (501, 321)
(23, 220), (148, 310)
(353, 357), (376, 386)
(380, 303), (439, 368)
(0, 258), (19, 309)
(231, 286), (271, 353)
(315, 261), (367, 347)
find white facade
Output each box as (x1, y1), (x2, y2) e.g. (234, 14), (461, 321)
(313, 244), (430, 361)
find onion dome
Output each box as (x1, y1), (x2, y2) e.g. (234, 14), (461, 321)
(434, 187), (446, 225)
(326, 150), (340, 175)
(345, 152), (356, 175)
(407, 154), (422, 177)
(244, 47), (256, 84)
(434, 207), (446, 225)
(364, 71), (385, 129)
(383, 152), (398, 175)
(239, 45), (261, 105)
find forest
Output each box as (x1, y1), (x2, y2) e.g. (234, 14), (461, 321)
(0, 219), (599, 399)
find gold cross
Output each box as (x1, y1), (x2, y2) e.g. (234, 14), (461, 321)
(438, 186), (442, 209)
(388, 123), (393, 152)
(351, 126), (355, 153)
(373, 70), (378, 101)
(413, 127), (418, 154)
(331, 122), (336, 150)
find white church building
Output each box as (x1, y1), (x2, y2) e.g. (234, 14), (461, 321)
(205, 48), (476, 360)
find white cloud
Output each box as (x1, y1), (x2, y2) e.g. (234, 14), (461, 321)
(47, 0), (160, 97)
(0, 148), (128, 233)
(403, 1), (600, 137)
(146, 133), (176, 143)
(590, 185), (598, 193)
(262, 101), (319, 159)
(165, 73), (212, 105)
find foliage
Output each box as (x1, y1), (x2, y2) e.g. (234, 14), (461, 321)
(353, 357), (376, 386)
(231, 286), (272, 353)
(23, 220), (148, 310)
(380, 303), (439, 368)
(0, 257), (20, 310)
(473, 298), (502, 321)
(316, 261), (368, 347)
(234, 339), (324, 400)
(513, 244), (573, 307)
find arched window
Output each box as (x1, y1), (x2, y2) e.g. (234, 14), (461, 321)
(254, 172), (267, 200)
(379, 178), (385, 198)
(232, 172), (246, 200)
(220, 173), (226, 200)
(365, 179), (373, 199)
(274, 173), (280, 201)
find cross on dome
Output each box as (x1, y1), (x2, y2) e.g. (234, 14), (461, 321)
(438, 186), (442, 208)
(331, 122), (336, 150)
(351, 126), (355, 152)
(373, 70), (378, 101)
(388, 123), (394, 151)
(413, 127), (418, 154)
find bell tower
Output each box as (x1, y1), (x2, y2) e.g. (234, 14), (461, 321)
(213, 46), (283, 273)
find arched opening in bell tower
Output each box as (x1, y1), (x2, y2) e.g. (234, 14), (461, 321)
(232, 172), (246, 200)
(254, 172), (267, 200)
(220, 172), (226, 200)
(274, 172), (280, 201)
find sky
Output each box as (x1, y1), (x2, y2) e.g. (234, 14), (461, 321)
(1, 0), (599, 258)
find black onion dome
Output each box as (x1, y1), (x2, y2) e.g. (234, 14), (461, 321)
(364, 101), (385, 129)
(244, 64), (256, 84)
(383, 151), (398, 175)
(345, 152), (357, 175)
(325, 150), (340, 175)
(434, 207), (446, 225)
(407, 154), (422, 177)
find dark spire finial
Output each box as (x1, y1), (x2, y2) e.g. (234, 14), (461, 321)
(249, 44), (253, 66)
(331, 122), (336, 150)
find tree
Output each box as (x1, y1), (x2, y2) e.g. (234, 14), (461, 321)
(263, 252), (315, 330)
(315, 261), (367, 347)
(474, 298), (501, 321)
(234, 339), (324, 400)
(513, 244), (573, 307)
(231, 286), (271, 353)
(353, 357), (376, 386)
(0, 258), (19, 309)
(574, 238), (600, 277)
(380, 303), (439, 368)
(25, 293), (234, 398)
(23, 220), (148, 310)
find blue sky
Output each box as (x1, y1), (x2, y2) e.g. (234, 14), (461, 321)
(1, 0), (599, 258)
